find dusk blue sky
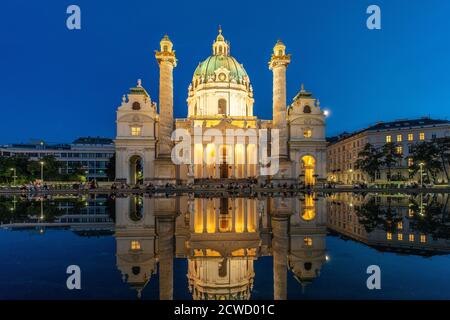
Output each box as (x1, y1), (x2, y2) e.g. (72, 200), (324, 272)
(1, 0), (449, 144)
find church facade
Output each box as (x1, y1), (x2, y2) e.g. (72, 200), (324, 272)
(115, 28), (327, 185)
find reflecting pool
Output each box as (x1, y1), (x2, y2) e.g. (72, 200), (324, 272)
(0, 193), (449, 299)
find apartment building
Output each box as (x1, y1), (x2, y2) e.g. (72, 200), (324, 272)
(327, 118), (450, 184)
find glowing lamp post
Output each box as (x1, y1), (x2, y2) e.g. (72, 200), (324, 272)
(10, 168), (17, 186)
(40, 161), (45, 183)
(418, 162), (425, 188)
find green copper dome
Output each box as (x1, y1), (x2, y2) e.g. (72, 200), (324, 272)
(193, 55), (248, 81)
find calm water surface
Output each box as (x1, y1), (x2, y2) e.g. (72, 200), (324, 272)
(0, 192), (449, 300)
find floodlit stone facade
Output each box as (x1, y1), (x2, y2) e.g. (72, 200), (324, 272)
(115, 28), (327, 185)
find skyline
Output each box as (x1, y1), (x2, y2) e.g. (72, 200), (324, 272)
(1, 0), (450, 144)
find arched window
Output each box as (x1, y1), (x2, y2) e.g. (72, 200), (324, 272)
(303, 105), (311, 113)
(163, 45), (168, 52)
(218, 99), (227, 115)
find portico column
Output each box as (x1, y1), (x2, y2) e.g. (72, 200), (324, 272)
(231, 199), (236, 232)
(215, 161), (219, 179)
(244, 199), (248, 232)
(202, 199), (207, 233)
(215, 199), (219, 233)
(203, 145), (207, 178)
(243, 143), (247, 178)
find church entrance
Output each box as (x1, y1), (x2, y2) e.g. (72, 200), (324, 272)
(220, 163), (228, 179)
(220, 145), (228, 179)
(129, 155), (143, 185)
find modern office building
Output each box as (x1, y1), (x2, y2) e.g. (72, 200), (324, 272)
(327, 118), (450, 184)
(0, 137), (114, 181)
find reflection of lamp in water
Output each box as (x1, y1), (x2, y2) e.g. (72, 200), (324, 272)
(39, 161), (45, 182)
(11, 195), (17, 212)
(40, 198), (44, 221)
(419, 193), (425, 216)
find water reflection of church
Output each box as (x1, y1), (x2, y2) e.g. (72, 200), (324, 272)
(114, 194), (328, 300)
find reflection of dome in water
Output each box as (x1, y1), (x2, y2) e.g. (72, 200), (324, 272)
(188, 255), (255, 300)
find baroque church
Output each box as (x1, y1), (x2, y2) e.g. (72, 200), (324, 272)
(115, 28), (326, 185)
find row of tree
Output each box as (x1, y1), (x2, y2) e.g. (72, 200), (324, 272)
(0, 155), (84, 184)
(355, 137), (450, 184)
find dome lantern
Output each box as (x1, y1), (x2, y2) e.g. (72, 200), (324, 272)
(212, 25), (230, 56)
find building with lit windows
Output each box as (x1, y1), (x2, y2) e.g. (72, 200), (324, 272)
(0, 137), (114, 181)
(327, 118), (450, 184)
(115, 28), (327, 185)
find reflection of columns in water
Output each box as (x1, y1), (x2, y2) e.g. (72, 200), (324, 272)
(271, 215), (289, 300)
(191, 198), (257, 234)
(157, 215), (175, 300)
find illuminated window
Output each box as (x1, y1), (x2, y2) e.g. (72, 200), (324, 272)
(218, 98), (227, 115)
(419, 132), (425, 140)
(303, 129), (312, 138)
(396, 146), (403, 155)
(397, 222), (403, 230)
(304, 237), (313, 247)
(409, 234), (415, 242)
(386, 135), (392, 143)
(131, 240), (141, 250)
(387, 232), (392, 240)
(408, 158), (413, 167)
(397, 134), (402, 142)
(397, 233), (403, 241)
(131, 127), (141, 136)
(420, 234), (426, 243)
(408, 208), (414, 217)
(408, 133), (414, 141)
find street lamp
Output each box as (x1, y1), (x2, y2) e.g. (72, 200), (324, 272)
(40, 161), (45, 183)
(418, 162), (425, 188)
(10, 168), (17, 186)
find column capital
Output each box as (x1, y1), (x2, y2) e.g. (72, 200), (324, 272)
(155, 50), (177, 67)
(268, 54), (291, 70)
